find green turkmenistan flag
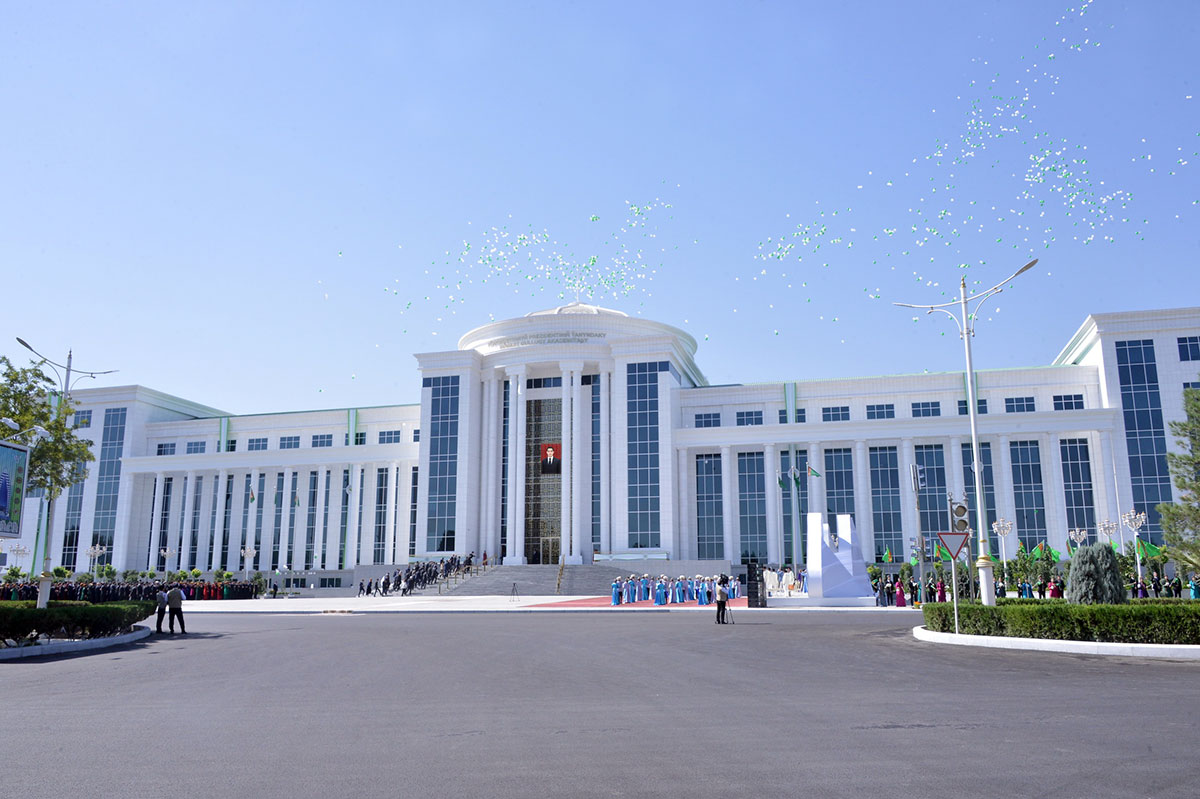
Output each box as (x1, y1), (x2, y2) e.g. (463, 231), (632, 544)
(909, 555), (919, 566)
(1111, 540), (1121, 554)
(778, 475), (789, 490)
(1049, 547), (1063, 562)
(249, 490), (256, 503)
(936, 543), (953, 562)
(1136, 539), (1163, 559)
(884, 547), (893, 563)
(808, 465), (821, 478)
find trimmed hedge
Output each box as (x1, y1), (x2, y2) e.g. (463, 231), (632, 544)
(0, 601), (155, 647)
(922, 600), (1200, 645)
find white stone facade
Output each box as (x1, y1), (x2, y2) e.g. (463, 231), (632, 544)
(6, 303), (1199, 581)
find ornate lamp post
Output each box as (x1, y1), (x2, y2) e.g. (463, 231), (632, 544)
(159, 547), (176, 578)
(895, 259), (1037, 606)
(992, 518), (1013, 563)
(85, 543), (109, 578)
(1122, 510), (1148, 580)
(8, 543), (31, 573)
(241, 546), (257, 582)
(1068, 528), (1089, 557)
(1098, 518), (1118, 542)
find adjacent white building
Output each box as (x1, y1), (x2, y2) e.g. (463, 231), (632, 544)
(6, 303), (1199, 585)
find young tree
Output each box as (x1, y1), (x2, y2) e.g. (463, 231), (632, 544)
(0, 356), (95, 581)
(1065, 542), (1126, 604)
(1158, 384), (1200, 573)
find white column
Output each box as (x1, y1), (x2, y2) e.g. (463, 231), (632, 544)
(280, 468), (296, 570)
(149, 471), (166, 571)
(162, 472), (179, 570)
(480, 375), (497, 562)
(360, 464), (377, 565)
(111, 469), (136, 573)
(385, 462), (399, 564)
(1097, 430), (1119, 524)
(243, 467), (258, 566)
(265, 469), (281, 569)
(205, 467), (224, 573)
(852, 440), (873, 563)
(1044, 434), (1067, 550)
(178, 470), (195, 568)
(807, 444), (824, 525)
(327, 466), (345, 570)
(346, 464), (361, 569)
(194, 471), (212, 572)
(559, 364), (573, 563)
(229, 471), (248, 573)
(899, 439), (918, 541)
(676, 447), (689, 560)
(314, 466), (328, 569)
(720, 446), (735, 564)
(505, 368), (526, 564)
(300, 467), (315, 569)
(997, 436), (1017, 535)
(764, 443), (780, 567)
(571, 367), (587, 563)
(599, 368), (612, 554)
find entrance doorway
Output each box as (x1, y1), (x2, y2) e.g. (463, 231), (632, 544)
(526, 532), (561, 565)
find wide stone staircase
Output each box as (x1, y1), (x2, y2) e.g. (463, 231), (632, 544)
(437, 564), (634, 597)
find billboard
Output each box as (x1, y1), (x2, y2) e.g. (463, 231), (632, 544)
(0, 440), (31, 539)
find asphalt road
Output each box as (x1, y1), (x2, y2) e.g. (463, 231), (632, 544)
(2, 610), (1195, 799)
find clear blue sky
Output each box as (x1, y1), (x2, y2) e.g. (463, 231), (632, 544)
(2, 1), (1196, 414)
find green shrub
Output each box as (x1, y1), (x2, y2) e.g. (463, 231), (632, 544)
(0, 601), (155, 646)
(921, 600), (1200, 644)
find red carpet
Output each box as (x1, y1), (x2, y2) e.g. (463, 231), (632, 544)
(528, 596), (749, 609)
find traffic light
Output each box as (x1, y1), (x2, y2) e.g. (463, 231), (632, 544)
(951, 499), (970, 532)
(910, 464), (927, 492)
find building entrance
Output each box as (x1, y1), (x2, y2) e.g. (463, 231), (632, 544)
(525, 397), (563, 565)
(526, 533), (561, 565)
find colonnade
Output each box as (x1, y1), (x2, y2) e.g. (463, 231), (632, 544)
(481, 362), (617, 565)
(672, 427), (1122, 567)
(111, 460), (415, 575)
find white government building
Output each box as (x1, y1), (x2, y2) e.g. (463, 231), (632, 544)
(6, 303), (1200, 587)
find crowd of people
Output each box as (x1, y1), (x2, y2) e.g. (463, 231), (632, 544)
(358, 553), (477, 598)
(3, 579), (260, 603)
(609, 574), (739, 606)
(873, 570), (1200, 605)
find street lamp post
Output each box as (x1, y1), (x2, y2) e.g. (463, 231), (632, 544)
(85, 544), (109, 578)
(241, 547), (256, 582)
(1098, 518), (1118, 550)
(159, 547), (176, 578)
(895, 259), (1038, 607)
(14, 338), (116, 608)
(1122, 510), (1148, 581)
(992, 517), (1013, 566)
(6, 543), (31, 574)
(1068, 528), (1089, 558)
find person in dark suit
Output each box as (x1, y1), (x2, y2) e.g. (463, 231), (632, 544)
(541, 445), (562, 474)
(715, 575), (730, 624)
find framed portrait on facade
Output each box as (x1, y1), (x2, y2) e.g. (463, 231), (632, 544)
(540, 443), (562, 474)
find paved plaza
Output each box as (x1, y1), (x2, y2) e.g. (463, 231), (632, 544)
(3, 607), (1196, 799)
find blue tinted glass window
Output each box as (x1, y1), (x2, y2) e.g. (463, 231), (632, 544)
(867, 404), (895, 420)
(695, 454), (723, 560)
(869, 446), (902, 562)
(911, 401), (941, 418)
